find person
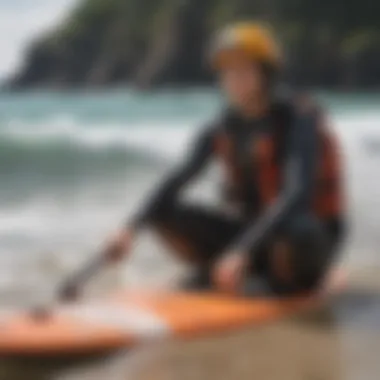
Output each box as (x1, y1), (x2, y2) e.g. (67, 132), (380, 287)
(104, 22), (345, 296)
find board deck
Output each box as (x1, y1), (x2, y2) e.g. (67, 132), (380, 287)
(0, 270), (345, 357)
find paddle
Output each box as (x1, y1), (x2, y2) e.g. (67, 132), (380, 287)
(58, 230), (134, 301)
(58, 251), (109, 302)
(30, 251), (110, 321)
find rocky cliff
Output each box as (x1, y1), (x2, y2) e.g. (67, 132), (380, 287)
(8, 0), (380, 89)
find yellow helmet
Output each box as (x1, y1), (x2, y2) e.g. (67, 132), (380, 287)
(209, 22), (282, 71)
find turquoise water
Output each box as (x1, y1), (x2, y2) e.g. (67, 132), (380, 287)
(0, 89), (221, 123)
(1, 89), (379, 120)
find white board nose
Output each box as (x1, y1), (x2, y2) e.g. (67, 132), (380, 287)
(60, 303), (170, 340)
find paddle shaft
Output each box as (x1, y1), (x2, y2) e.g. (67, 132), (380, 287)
(58, 252), (110, 301)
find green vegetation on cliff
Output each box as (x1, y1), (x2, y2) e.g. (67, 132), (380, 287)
(10, 0), (380, 89)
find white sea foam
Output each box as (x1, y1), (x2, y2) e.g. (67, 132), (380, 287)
(1, 115), (202, 161)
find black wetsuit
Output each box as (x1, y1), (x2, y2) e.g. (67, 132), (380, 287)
(130, 103), (344, 294)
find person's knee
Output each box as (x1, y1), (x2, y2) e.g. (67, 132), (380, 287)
(271, 215), (331, 292)
(288, 215), (331, 289)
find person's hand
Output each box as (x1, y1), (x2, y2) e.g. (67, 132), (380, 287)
(104, 228), (135, 263)
(213, 251), (249, 293)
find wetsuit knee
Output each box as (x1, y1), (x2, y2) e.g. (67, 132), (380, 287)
(278, 214), (332, 292)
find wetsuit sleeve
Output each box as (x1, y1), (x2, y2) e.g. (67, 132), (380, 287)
(128, 127), (215, 229)
(229, 108), (320, 254)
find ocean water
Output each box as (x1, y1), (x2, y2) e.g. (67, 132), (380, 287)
(0, 89), (379, 300)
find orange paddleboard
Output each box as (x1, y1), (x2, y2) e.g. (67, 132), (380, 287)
(0, 272), (345, 357)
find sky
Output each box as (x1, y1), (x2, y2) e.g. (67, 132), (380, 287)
(0, 0), (78, 79)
